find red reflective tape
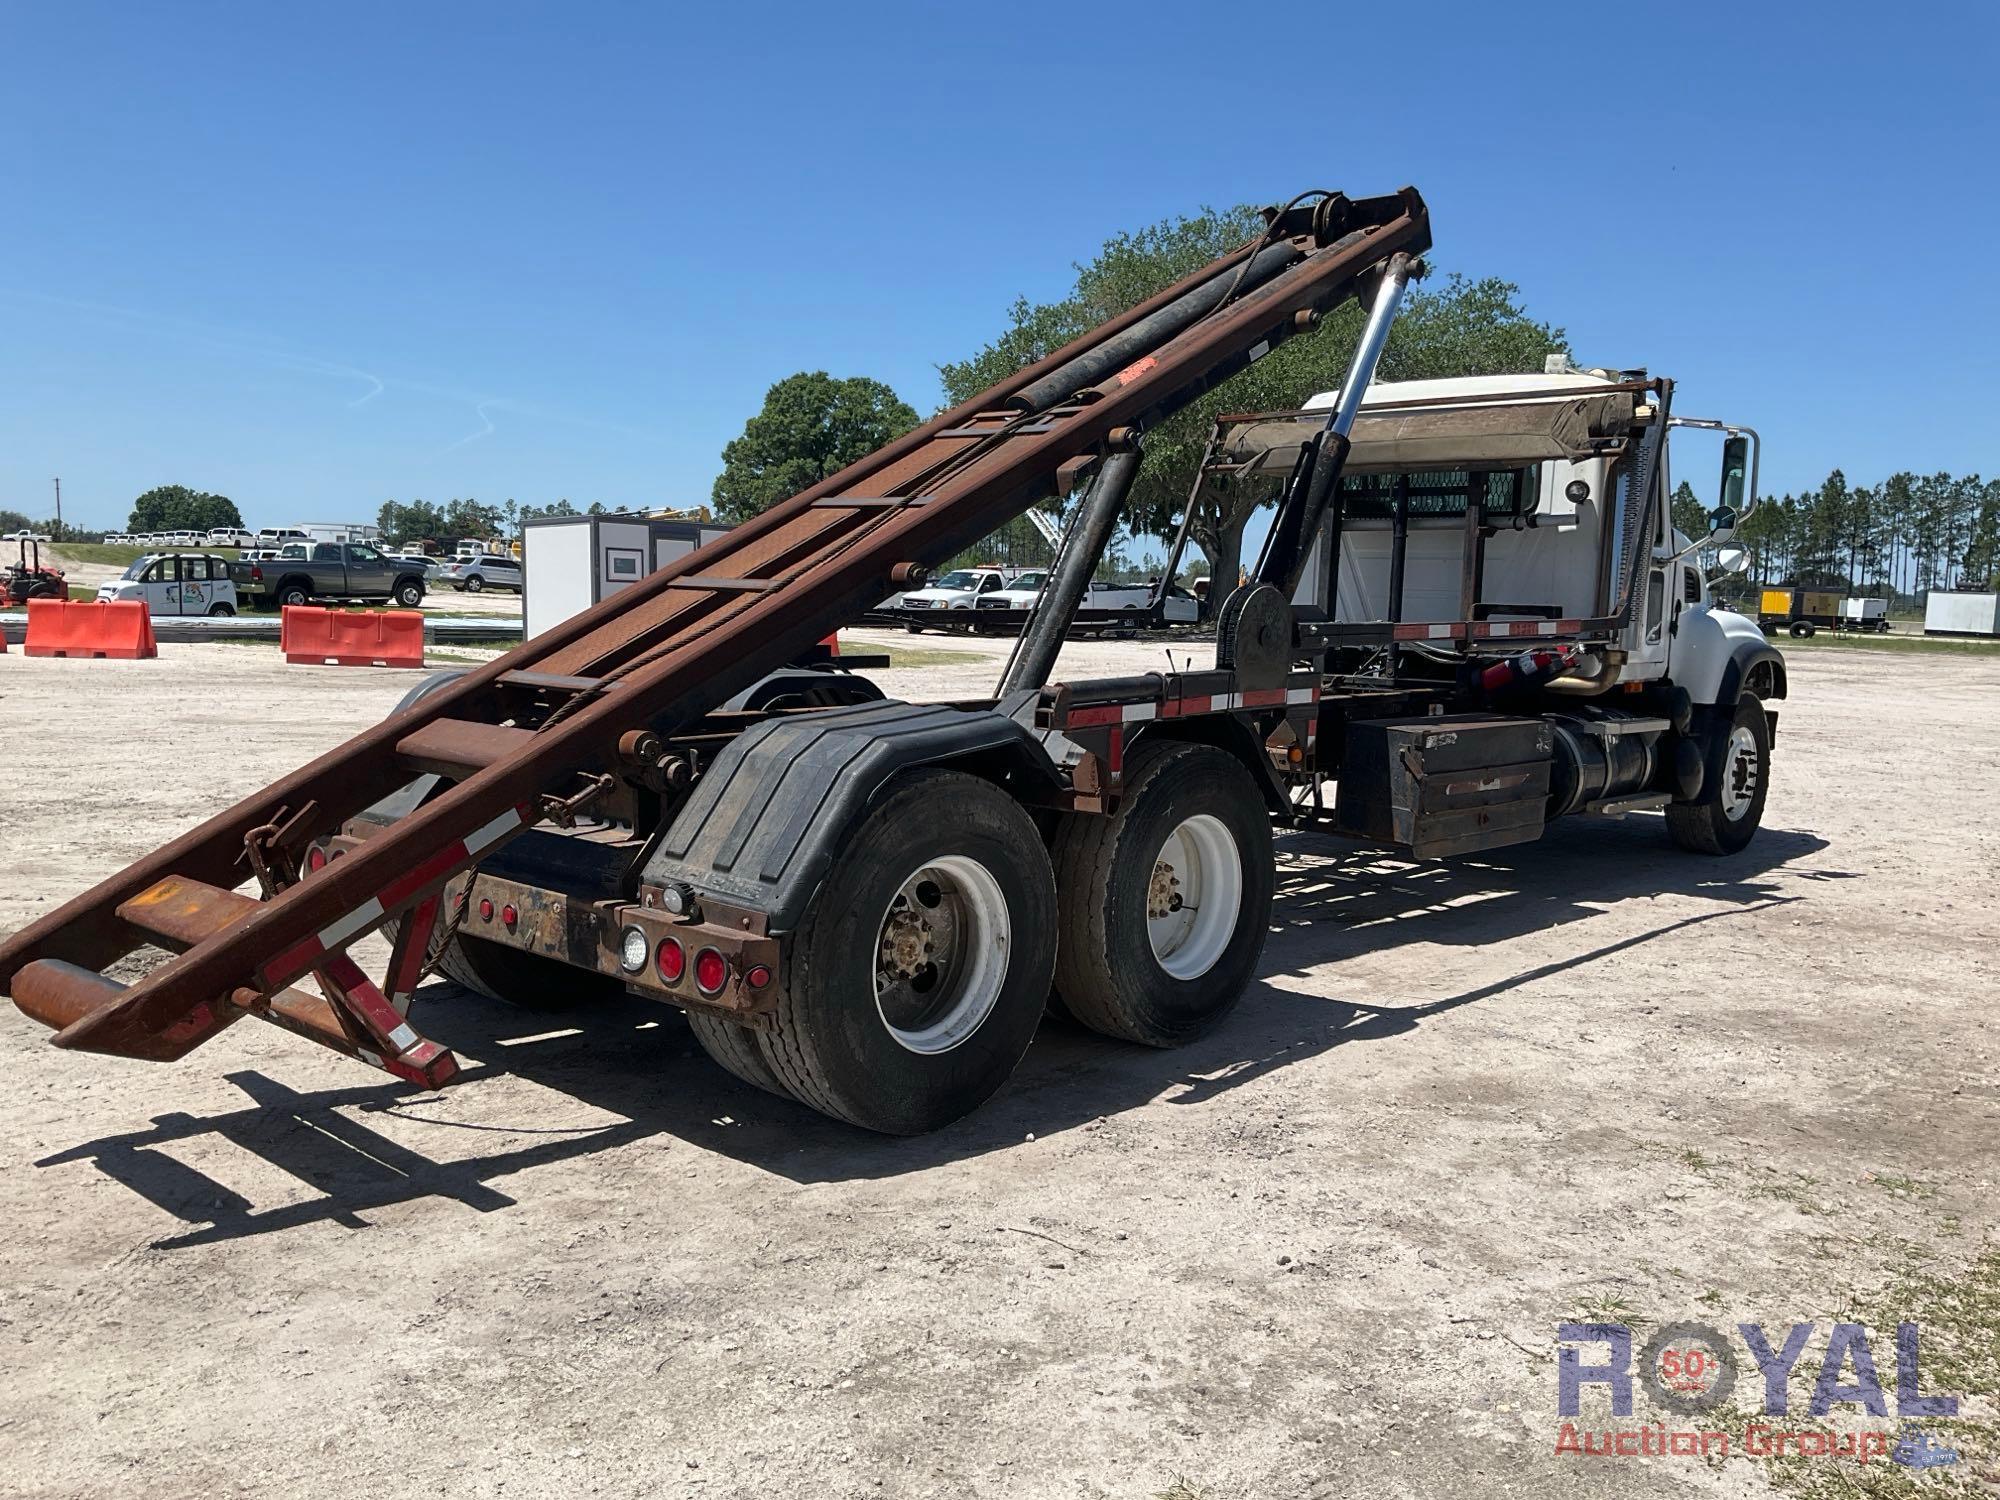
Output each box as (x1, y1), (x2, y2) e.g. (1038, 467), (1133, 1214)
(1240, 687), (1286, 708)
(1064, 704), (1127, 728)
(1107, 726), (1124, 775)
(265, 934), (324, 986)
(321, 952), (411, 1047)
(377, 838), (473, 911)
(388, 894), (439, 1002)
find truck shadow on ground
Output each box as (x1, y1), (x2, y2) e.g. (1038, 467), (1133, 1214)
(40, 817), (1839, 1247)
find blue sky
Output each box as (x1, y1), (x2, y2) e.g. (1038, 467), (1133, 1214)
(3, 1), (1995, 532)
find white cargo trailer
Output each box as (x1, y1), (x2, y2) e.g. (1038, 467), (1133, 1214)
(522, 512), (731, 639)
(1923, 591), (2000, 637)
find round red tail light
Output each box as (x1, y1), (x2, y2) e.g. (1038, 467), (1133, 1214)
(500, 904), (518, 929)
(478, 898), (494, 921)
(656, 937), (686, 983)
(305, 845), (328, 873)
(744, 964), (773, 991)
(693, 947), (728, 995)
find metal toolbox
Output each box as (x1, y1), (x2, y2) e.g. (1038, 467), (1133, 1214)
(1333, 714), (1554, 858)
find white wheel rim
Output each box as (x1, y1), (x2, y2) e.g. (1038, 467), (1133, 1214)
(1721, 724), (1760, 820)
(873, 854), (1010, 1055)
(1146, 814), (1243, 980)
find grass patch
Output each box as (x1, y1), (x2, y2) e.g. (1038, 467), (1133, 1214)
(1868, 1173), (1938, 1201)
(1758, 1249), (1997, 1500)
(864, 644), (986, 669)
(1155, 1480), (1210, 1500)
(53, 542), (241, 567)
(1776, 631), (2000, 656)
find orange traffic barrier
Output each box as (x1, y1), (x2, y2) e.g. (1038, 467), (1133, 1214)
(282, 606), (425, 669)
(23, 599), (158, 660)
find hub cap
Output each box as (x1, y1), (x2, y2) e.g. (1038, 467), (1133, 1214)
(1146, 814), (1243, 980)
(873, 855), (1010, 1054)
(1721, 723), (1760, 820)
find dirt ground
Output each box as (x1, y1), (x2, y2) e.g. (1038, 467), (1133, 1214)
(0, 635), (1993, 1499)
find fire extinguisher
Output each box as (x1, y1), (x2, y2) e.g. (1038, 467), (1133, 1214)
(1479, 644), (1580, 695)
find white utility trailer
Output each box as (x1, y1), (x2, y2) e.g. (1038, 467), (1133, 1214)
(1923, 591), (2000, 637)
(522, 512), (732, 639)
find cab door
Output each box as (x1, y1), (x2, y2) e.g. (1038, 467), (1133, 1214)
(179, 555), (215, 614)
(343, 543), (394, 595)
(140, 555), (183, 615)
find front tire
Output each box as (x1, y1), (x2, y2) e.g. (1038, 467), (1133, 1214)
(1667, 695), (1771, 855)
(1050, 741), (1274, 1046)
(207, 602), (235, 617)
(758, 768), (1056, 1134)
(395, 579), (424, 608)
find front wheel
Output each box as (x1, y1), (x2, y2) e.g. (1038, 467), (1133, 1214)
(207, 602), (235, 617)
(394, 580), (424, 608)
(1667, 695), (1771, 855)
(758, 768), (1056, 1134)
(1050, 741), (1274, 1046)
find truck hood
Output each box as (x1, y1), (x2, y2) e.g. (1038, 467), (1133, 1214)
(900, 588), (975, 605)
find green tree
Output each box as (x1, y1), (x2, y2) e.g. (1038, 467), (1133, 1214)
(1961, 478), (2000, 591)
(376, 499), (450, 548)
(1670, 481), (1707, 542)
(939, 205), (1565, 607)
(520, 498), (581, 524)
(128, 485), (243, 534)
(711, 372), (920, 523)
(442, 498), (505, 542)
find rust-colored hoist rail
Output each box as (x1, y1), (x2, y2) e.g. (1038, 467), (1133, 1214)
(0, 186), (1431, 1076)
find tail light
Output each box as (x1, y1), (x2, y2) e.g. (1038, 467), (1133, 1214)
(693, 947), (727, 995)
(250, 565), (264, 581)
(304, 844), (328, 873)
(744, 963), (774, 991)
(656, 937), (686, 984)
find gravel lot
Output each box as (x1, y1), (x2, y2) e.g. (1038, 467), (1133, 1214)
(0, 636), (1992, 1499)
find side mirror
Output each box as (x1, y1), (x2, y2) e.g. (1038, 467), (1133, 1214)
(1711, 434), (1751, 540)
(1714, 544), (1752, 576)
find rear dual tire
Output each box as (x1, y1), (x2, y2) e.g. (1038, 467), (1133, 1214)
(757, 769), (1056, 1135)
(1051, 742), (1273, 1046)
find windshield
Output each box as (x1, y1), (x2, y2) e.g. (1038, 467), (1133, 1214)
(121, 558), (152, 580)
(1010, 572), (1048, 590)
(932, 571), (983, 590)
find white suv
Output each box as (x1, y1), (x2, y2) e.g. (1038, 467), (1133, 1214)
(445, 552), (524, 593)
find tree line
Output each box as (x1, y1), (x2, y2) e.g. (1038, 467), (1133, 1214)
(1722, 470), (1997, 597)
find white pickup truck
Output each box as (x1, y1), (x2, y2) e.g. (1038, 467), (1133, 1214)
(980, 571), (1203, 622)
(895, 566), (1016, 630)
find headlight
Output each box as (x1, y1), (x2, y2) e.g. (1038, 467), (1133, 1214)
(617, 926), (649, 974)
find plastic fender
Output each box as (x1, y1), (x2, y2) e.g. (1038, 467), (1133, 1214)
(1666, 603), (1787, 706)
